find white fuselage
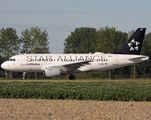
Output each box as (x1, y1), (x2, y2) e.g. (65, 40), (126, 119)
(1, 53), (149, 73)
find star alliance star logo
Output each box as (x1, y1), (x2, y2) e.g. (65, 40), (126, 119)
(127, 39), (140, 51)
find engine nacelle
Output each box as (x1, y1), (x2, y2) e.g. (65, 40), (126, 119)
(45, 67), (61, 77)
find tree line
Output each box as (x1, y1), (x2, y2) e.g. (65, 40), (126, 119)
(0, 26), (151, 79)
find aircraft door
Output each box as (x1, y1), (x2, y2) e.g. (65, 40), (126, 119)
(113, 56), (118, 65)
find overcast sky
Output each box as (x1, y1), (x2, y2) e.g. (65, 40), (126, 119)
(0, 0), (151, 53)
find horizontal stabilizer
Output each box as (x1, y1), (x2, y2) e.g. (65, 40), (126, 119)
(128, 56), (149, 61)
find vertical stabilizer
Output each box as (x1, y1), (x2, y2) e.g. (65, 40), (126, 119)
(116, 28), (146, 55)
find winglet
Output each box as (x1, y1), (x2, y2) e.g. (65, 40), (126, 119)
(116, 28), (146, 55)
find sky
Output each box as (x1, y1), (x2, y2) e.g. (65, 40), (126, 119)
(0, 0), (151, 53)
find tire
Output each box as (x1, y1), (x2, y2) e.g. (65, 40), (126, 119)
(69, 75), (76, 80)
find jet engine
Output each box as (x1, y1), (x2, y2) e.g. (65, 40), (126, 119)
(45, 67), (61, 77)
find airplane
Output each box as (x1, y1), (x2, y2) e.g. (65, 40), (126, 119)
(1, 28), (149, 80)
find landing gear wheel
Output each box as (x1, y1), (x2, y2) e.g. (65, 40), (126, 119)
(22, 77), (26, 80)
(69, 75), (76, 80)
(73, 75), (76, 80)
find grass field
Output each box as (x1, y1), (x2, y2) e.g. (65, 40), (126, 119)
(0, 78), (151, 101)
(0, 78), (151, 83)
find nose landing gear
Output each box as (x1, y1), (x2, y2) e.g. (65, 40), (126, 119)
(22, 72), (26, 80)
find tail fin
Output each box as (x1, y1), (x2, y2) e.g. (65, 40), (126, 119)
(116, 28), (146, 55)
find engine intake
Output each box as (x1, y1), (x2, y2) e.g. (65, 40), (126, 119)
(45, 67), (61, 77)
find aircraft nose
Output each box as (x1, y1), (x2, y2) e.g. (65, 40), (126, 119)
(1, 62), (8, 70)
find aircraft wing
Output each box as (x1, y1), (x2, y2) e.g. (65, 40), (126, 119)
(41, 61), (91, 71)
(62, 61), (90, 70)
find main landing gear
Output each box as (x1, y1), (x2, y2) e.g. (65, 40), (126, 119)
(69, 75), (76, 80)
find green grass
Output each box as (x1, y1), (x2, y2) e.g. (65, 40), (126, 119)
(0, 80), (151, 101)
(0, 78), (151, 83)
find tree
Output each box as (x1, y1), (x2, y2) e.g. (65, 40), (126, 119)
(21, 26), (50, 54)
(21, 26), (50, 79)
(141, 32), (151, 78)
(0, 28), (20, 78)
(0, 28), (20, 60)
(96, 26), (127, 53)
(0, 55), (5, 77)
(64, 27), (97, 53)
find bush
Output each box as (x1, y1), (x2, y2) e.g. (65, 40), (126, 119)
(0, 82), (151, 101)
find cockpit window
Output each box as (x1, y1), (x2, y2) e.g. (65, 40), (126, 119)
(8, 59), (15, 61)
